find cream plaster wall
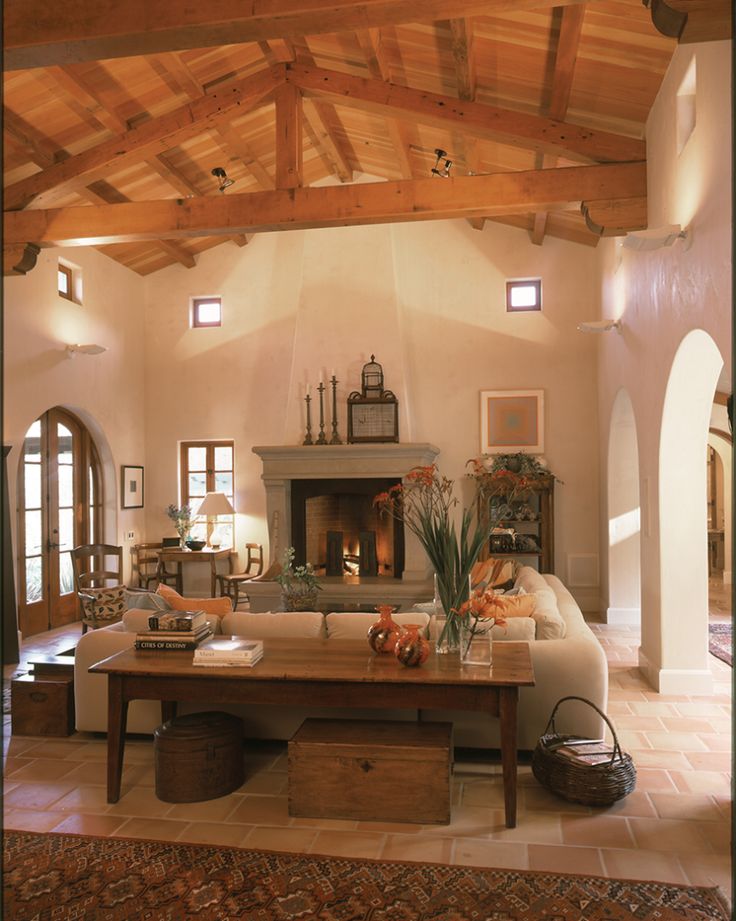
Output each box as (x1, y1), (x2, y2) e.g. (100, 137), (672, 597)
(143, 216), (602, 606)
(3, 246), (148, 594)
(597, 41), (732, 693)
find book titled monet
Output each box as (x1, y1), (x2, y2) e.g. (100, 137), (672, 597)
(193, 637), (264, 663)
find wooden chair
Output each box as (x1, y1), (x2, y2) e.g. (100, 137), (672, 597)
(156, 538), (184, 594)
(71, 543), (125, 633)
(216, 543), (264, 609)
(131, 542), (163, 590)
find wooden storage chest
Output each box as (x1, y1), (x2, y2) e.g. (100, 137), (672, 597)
(288, 718), (453, 824)
(11, 663), (75, 737)
(154, 711), (244, 802)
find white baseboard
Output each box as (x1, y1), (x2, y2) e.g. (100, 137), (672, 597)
(638, 648), (714, 695)
(605, 606), (640, 624)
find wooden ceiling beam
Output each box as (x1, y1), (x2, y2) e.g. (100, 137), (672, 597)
(581, 196), (648, 235)
(274, 83), (304, 189)
(4, 66), (286, 211)
(214, 125), (275, 189)
(302, 99), (354, 183)
(448, 18), (477, 102)
(5, 0), (597, 70)
(286, 63), (645, 164)
(644, 0), (731, 43)
(4, 162), (646, 245)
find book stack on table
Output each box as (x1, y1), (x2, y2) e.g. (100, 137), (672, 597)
(193, 637), (264, 668)
(135, 610), (213, 651)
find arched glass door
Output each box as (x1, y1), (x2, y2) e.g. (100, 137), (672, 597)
(18, 408), (103, 637)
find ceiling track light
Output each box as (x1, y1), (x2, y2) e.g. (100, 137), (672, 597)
(577, 320), (622, 334)
(431, 148), (453, 178)
(622, 224), (692, 251)
(211, 166), (235, 192)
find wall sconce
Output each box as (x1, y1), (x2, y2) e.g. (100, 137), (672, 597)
(431, 148), (453, 178)
(211, 167), (235, 192)
(622, 224), (691, 251)
(577, 320), (622, 334)
(64, 343), (108, 358)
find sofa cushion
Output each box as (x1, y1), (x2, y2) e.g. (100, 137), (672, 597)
(471, 557), (517, 591)
(325, 611), (430, 640)
(79, 585), (127, 622)
(490, 593), (537, 618)
(124, 589), (171, 612)
(156, 584), (232, 615)
(491, 618), (536, 642)
(123, 608), (223, 635)
(221, 611), (325, 638)
(514, 567), (566, 640)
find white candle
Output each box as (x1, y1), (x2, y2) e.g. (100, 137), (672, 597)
(307, 383), (311, 395)
(331, 368), (336, 378)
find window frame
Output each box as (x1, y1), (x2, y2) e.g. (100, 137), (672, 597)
(191, 296), (222, 328)
(58, 264), (73, 301)
(180, 440), (235, 544)
(506, 279), (542, 313)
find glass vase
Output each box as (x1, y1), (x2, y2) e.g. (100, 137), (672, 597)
(367, 605), (402, 654)
(432, 572), (470, 654)
(394, 624), (430, 668)
(461, 616), (495, 666)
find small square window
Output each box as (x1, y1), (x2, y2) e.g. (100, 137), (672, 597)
(192, 297), (222, 328)
(58, 264), (73, 300)
(506, 279), (541, 312)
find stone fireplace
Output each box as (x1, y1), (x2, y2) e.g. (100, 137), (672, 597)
(250, 443), (439, 611)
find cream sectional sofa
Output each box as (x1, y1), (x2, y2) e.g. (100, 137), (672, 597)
(73, 568), (607, 750)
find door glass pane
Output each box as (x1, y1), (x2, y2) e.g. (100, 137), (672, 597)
(89, 507), (95, 542)
(188, 473), (206, 497)
(214, 472), (233, 496)
(188, 447), (207, 471)
(24, 462), (42, 508)
(26, 557), (42, 604)
(58, 508), (74, 550)
(214, 446), (232, 470)
(57, 423), (73, 464)
(59, 552), (74, 594)
(24, 420), (42, 462)
(89, 466), (95, 502)
(58, 464), (74, 506)
(25, 510), (42, 555)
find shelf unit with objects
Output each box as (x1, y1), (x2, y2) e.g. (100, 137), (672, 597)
(479, 474), (555, 574)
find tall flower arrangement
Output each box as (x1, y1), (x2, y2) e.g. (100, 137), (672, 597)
(166, 504), (195, 546)
(374, 463), (528, 648)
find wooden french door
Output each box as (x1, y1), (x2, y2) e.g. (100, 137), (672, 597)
(17, 408), (102, 637)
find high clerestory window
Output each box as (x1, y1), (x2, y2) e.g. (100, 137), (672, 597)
(191, 296), (222, 328)
(506, 279), (542, 313)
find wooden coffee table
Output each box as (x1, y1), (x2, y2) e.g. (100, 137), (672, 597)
(90, 638), (534, 827)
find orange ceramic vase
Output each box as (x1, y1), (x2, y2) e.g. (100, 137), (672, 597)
(394, 623), (430, 668)
(367, 605), (402, 654)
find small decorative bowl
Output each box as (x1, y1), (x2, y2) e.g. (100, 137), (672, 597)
(185, 539), (206, 551)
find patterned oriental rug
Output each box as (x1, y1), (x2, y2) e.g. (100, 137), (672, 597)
(4, 831), (730, 921)
(708, 622), (732, 666)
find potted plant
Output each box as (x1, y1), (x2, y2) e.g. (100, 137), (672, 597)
(166, 504), (195, 549)
(276, 546), (322, 611)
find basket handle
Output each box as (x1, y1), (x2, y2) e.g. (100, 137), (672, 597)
(544, 695), (625, 764)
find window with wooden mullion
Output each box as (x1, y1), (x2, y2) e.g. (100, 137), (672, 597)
(180, 441), (235, 546)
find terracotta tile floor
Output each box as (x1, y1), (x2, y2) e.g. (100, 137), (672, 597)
(3, 596), (732, 908)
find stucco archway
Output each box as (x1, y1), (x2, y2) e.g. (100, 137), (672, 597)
(646, 330), (724, 695)
(607, 388), (641, 625)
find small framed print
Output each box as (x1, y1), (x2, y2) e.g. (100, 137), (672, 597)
(121, 465), (144, 509)
(480, 390), (544, 454)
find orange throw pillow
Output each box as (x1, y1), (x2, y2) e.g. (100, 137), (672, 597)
(492, 594), (537, 618)
(156, 583), (232, 614)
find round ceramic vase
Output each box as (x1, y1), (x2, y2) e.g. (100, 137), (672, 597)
(367, 605), (402, 654)
(394, 623), (430, 668)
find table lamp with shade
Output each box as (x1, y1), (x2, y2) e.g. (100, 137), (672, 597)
(196, 492), (235, 548)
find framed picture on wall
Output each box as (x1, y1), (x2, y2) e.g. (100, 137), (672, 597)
(480, 390), (545, 454)
(121, 465), (144, 508)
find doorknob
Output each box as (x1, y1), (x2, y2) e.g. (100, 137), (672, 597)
(47, 539), (61, 551)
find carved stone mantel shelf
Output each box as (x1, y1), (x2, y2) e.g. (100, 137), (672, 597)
(251, 443), (440, 609)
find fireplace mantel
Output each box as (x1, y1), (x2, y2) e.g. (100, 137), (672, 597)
(253, 443), (440, 587)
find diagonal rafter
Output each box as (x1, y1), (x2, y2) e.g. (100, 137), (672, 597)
(4, 162), (647, 246)
(4, 65), (286, 211)
(286, 63), (645, 164)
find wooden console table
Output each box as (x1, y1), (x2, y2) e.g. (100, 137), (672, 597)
(156, 546), (233, 596)
(90, 638), (534, 827)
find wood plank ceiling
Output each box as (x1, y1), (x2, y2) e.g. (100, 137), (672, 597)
(3, 0), (730, 276)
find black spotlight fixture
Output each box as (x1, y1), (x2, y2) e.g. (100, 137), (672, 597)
(431, 148), (452, 178)
(211, 167), (235, 192)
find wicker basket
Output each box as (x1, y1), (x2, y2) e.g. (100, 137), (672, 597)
(532, 696), (636, 807)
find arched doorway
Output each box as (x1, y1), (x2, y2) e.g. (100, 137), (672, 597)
(17, 407), (103, 637)
(607, 388), (641, 625)
(651, 329), (724, 694)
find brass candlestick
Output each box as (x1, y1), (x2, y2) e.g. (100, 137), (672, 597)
(329, 375), (342, 443)
(303, 393), (313, 445)
(316, 382), (328, 444)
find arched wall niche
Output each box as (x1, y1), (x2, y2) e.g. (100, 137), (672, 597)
(607, 388), (641, 625)
(644, 329), (724, 695)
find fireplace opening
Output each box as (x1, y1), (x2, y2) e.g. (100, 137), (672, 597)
(291, 478), (404, 579)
